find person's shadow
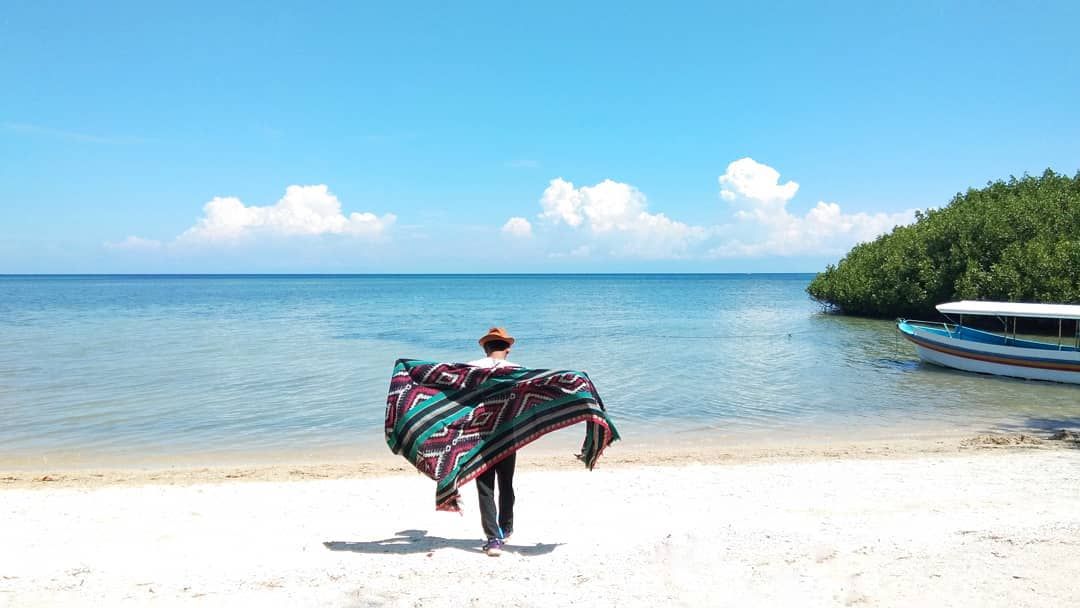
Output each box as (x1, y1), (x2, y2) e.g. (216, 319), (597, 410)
(324, 529), (562, 556)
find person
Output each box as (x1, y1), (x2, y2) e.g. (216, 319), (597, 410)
(467, 327), (520, 556)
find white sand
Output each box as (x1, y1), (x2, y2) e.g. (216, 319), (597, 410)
(2, 443), (1079, 607)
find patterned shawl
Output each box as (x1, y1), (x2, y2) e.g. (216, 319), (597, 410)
(385, 358), (620, 511)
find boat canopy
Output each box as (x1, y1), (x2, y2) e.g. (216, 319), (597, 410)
(937, 300), (1080, 321)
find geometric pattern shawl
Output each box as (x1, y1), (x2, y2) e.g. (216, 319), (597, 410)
(384, 358), (620, 511)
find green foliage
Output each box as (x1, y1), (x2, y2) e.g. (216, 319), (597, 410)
(807, 169), (1080, 318)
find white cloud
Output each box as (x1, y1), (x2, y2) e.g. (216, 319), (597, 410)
(719, 157), (800, 206)
(804, 202), (913, 245)
(539, 178), (586, 227)
(711, 160), (915, 257)
(178, 185), (395, 242)
(104, 236), (163, 251)
(501, 217), (533, 238)
(580, 180), (647, 232)
(538, 178), (706, 258)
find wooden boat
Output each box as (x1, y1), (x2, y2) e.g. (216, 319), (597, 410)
(897, 301), (1080, 384)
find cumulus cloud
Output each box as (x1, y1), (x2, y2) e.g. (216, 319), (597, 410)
(719, 157), (800, 206)
(538, 178), (706, 258)
(178, 185), (395, 242)
(711, 159), (915, 257)
(106, 185), (395, 257)
(501, 217), (533, 237)
(539, 178), (586, 227)
(104, 236), (163, 251)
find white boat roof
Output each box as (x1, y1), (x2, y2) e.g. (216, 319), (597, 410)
(937, 300), (1080, 320)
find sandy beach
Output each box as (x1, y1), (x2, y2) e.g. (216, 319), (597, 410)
(2, 433), (1079, 607)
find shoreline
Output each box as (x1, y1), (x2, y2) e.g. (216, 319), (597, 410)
(3, 428), (1074, 490)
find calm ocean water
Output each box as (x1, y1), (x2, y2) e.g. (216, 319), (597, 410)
(1, 274), (1077, 466)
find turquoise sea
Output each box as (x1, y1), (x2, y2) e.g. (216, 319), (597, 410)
(1, 274), (1077, 466)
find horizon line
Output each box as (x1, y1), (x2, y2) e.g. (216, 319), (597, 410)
(0, 271), (820, 277)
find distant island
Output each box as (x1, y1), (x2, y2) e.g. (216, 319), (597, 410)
(807, 169), (1080, 318)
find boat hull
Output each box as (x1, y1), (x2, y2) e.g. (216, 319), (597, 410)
(897, 322), (1080, 384)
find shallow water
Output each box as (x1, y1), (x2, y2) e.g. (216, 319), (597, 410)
(1, 274), (1077, 465)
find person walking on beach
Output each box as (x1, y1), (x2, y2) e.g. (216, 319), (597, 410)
(468, 327), (520, 556)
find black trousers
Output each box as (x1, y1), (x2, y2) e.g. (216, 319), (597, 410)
(476, 452), (516, 540)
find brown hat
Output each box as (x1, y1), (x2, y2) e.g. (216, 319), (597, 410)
(478, 327), (515, 347)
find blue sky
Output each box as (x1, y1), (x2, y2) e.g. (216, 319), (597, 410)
(2, 1), (1078, 273)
